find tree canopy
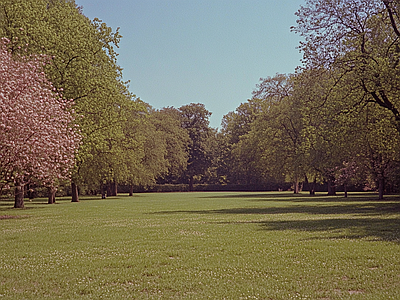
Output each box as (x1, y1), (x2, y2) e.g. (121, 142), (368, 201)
(1, 0), (399, 202)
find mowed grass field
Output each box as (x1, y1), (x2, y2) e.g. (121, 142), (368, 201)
(1, 192), (400, 299)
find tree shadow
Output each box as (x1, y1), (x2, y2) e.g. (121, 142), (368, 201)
(201, 192), (399, 203)
(153, 201), (400, 242)
(0, 215), (30, 220)
(153, 202), (400, 216)
(252, 217), (400, 242)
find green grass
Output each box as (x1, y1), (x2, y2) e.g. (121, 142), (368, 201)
(1, 192), (400, 299)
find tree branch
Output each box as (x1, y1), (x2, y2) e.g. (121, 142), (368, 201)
(383, 0), (400, 37)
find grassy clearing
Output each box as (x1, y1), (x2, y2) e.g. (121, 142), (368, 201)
(1, 192), (400, 299)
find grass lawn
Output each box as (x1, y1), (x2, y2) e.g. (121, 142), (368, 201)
(1, 191), (400, 299)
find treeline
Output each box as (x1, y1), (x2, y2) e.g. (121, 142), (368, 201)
(0, 0), (211, 206)
(163, 0), (400, 199)
(218, 0), (400, 199)
(1, 0), (400, 206)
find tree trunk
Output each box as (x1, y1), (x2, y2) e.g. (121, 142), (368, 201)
(14, 183), (24, 208)
(113, 181), (117, 196)
(71, 182), (79, 202)
(101, 184), (107, 199)
(48, 186), (57, 204)
(293, 175), (300, 194)
(310, 176), (316, 196)
(378, 177), (384, 200)
(344, 184), (348, 198)
(107, 181), (117, 196)
(189, 176), (194, 192)
(327, 179), (336, 196)
(27, 183), (35, 201)
(129, 185), (133, 197)
(107, 182), (112, 196)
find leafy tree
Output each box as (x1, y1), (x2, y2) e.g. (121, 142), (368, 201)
(220, 99), (262, 184)
(0, 38), (80, 208)
(0, 0), (144, 201)
(152, 107), (190, 184)
(124, 108), (167, 194)
(179, 103), (212, 191)
(249, 74), (306, 192)
(292, 0), (400, 197)
(293, 0), (400, 134)
(354, 104), (400, 199)
(291, 68), (357, 195)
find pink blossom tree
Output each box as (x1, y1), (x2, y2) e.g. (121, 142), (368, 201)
(0, 38), (81, 208)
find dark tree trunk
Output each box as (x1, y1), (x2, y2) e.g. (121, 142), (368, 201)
(101, 184), (107, 199)
(107, 181), (117, 196)
(310, 177), (316, 196)
(107, 182), (112, 196)
(71, 182), (79, 202)
(344, 184), (348, 198)
(189, 176), (194, 192)
(293, 182), (299, 194)
(378, 177), (385, 200)
(27, 183), (35, 201)
(293, 179), (298, 194)
(129, 185), (133, 197)
(327, 179), (336, 196)
(48, 186), (57, 204)
(14, 183), (24, 208)
(113, 182), (117, 196)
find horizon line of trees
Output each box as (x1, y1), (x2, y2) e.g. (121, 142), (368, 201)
(1, 0), (400, 207)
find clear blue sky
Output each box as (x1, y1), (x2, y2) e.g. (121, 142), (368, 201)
(76, 0), (304, 128)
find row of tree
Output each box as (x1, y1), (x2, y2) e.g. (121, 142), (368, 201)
(0, 0), (199, 207)
(217, 0), (400, 199)
(2, 0), (400, 206)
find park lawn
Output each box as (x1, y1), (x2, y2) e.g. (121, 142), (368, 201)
(0, 192), (400, 299)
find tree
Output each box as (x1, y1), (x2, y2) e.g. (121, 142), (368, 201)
(0, 38), (80, 208)
(152, 107), (190, 184)
(354, 104), (400, 199)
(291, 68), (359, 195)
(179, 103), (212, 191)
(220, 99), (262, 185)
(292, 0), (400, 197)
(123, 108), (168, 193)
(244, 74), (306, 192)
(293, 0), (400, 134)
(0, 0), (139, 202)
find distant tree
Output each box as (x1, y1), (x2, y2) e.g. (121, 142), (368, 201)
(0, 39), (80, 208)
(179, 103), (212, 191)
(335, 161), (358, 198)
(355, 105), (400, 199)
(125, 109), (168, 193)
(152, 107), (190, 183)
(250, 74), (306, 192)
(291, 68), (358, 195)
(220, 99), (262, 184)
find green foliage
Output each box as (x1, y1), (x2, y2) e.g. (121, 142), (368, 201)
(179, 103), (213, 187)
(152, 108), (190, 182)
(221, 99), (264, 185)
(0, 0), (148, 194)
(1, 192), (400, 299)
(219, 0), (400, 195)
(288, 0), (400, 195)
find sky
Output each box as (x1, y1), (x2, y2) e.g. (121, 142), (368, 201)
(76, 0), (305, 129)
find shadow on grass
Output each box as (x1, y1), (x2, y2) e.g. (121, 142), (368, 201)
(0, 202), (49, 211)
(252, 217), (400, 242)
(153, 202), (400, 216)
(201, 192), (398, 203)
(153, 201), (400, 242)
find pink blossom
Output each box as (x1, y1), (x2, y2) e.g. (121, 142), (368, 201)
(0, 38), (81, 189)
